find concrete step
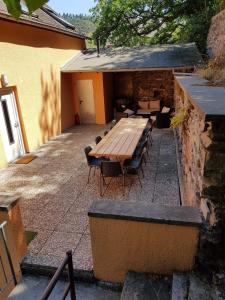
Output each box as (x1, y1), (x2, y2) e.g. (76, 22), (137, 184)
(171, 272), (225, 300)
(120, 272), (171, 300)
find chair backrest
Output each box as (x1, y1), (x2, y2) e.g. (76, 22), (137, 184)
(95, 136), (102, 145)
(84, 146), (93, 165)
(143, 128), (149, 136)
(101, 161), (123, 177)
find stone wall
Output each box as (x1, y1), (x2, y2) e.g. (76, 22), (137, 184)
(207, 9), (225, 57)
(174, 80), (206, 207)
(114, 70), (174, 107)
(174, 74), (225, 265)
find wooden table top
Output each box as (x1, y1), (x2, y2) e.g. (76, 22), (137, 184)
(89, 118), (148, 160)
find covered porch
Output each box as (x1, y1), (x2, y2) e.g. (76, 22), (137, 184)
(60, 43), (202, 130)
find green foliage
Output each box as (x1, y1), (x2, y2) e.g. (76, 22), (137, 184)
(3, 0), (48, 18)
(25, 0), (48, 13)
(61, 13), (96, 36)
(91, 0), (220, 52)
(170, 108), (189, 128)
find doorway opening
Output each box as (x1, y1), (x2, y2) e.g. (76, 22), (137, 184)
(0, 88), (25, 162)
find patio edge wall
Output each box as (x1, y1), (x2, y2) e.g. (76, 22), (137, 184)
(88, 200), (201, 283)
(174, 73), (225, 265)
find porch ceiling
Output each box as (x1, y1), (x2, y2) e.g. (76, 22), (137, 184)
(61, 43), (203, 73)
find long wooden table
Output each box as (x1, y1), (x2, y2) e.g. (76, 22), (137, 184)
(89, 118), (148, 160)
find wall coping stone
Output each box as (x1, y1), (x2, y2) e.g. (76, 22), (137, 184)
(88, 200), (202, 227)
(0, 193), (20, 212)
(175, 73), (225, 120)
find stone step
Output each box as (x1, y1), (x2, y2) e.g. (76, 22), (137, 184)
(171, 273), (188, 300)
(120, 271), (171, 300)
(171, 272), (225, 300)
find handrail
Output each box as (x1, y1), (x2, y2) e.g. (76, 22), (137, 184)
(40, 251), (76, 300)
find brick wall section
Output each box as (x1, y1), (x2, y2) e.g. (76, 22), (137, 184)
(174, 75), (225, 264)
(115, 70), (174, 107)
(207, 9), (225, 57)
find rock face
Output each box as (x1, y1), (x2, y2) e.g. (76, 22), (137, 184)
(207, 9), (225, 57)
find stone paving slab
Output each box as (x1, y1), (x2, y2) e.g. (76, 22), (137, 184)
(8, 274), (121, 300)
(0, 125), (180, 273)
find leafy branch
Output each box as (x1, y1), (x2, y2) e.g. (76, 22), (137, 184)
(3, 0), (49, 19)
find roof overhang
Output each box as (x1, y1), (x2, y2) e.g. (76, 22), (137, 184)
(0, 13), (86, 40)
(61, 43), (203, 73)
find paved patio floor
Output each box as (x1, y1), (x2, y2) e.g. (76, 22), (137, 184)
(0, 125), (180, 272)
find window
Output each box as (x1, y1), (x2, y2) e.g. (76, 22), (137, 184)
(1, 100), (14, 144)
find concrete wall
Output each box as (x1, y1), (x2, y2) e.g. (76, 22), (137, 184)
(90, 217), (199, 283)
(89, 200), (201, 283)
(0, 18), (85, 167)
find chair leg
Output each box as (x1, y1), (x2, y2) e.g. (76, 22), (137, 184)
(141, 165), (144, 177)
(149, 132), (153, 145)
(100, 173), (103, 196)
(138, 172), (142, 188)
(143, 153), (147, 165)
(123, 173), (125, 196)
(87, 167), (92, 184)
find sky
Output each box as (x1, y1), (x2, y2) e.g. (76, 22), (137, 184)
(48, 0), (96, 15)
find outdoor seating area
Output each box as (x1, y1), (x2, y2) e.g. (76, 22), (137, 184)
(0, 124), (180, 273)
(85, 118), (151, 195)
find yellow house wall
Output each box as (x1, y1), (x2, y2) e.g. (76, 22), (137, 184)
(89, 217), (200, 283)
(73, 72), (106, 124)
(0, 19), (85, 167)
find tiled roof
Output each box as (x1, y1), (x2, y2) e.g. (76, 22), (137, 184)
(0, 0), (85, 39)
(61, 43), (203, 72)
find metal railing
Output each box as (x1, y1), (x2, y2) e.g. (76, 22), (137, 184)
(40, 250), (76, 300)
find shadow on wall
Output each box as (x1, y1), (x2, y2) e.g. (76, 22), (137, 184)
(39, 66), (60, 144)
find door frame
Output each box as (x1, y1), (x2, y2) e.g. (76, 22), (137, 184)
(0, 86), (28, 156)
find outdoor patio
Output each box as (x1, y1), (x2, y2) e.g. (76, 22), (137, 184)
(0, 124), (180, 272)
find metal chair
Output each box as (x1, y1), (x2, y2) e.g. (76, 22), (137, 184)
(84, 146), (107, 183)
(124, 151), (145, 188)
(143, 126), (153, 146)
(134, 138), (149, 164)
(100, 161), (125, 196)
(95, 136), (102, 145)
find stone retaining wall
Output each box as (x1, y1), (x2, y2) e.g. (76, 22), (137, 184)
(174, 74), (225, 265)
(207, 9), (225, 57)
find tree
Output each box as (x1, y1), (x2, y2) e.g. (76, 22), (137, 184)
(91, 0), (219, 53)
(3, 0), (49, 19)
